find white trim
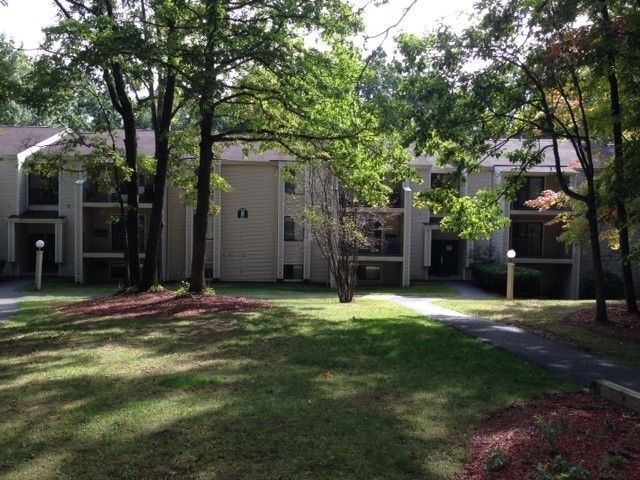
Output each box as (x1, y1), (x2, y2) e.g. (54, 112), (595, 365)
(74, 178), (85, 283)
(83, 252), (147, 259)
(83, 202), (153, 209)
(423, 227), (432, 267)
(357, 256), (404, 263)
(402, 185), (412, 286)
(7, 217), (64, 224)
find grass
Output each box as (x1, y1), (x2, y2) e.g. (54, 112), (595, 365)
(23, 280), (459, 299)
(435, 299), (640, 368)
(0, 290), (575, 479)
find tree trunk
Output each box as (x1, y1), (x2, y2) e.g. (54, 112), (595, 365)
(122, 116), (141, 287)
(586, 189), (610, 324)
(140, 73), (176, 291)
(601, 4), (638, 313)
(189, 111), (214, 293)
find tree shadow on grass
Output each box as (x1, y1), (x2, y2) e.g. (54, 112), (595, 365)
(0, 298), (573, 479)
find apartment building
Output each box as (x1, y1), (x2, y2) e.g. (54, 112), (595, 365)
(0, 126), (611, 298)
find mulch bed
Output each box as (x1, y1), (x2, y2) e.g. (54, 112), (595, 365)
(566, 305), (640, 344)
(459, 393), (640, 480)
(59, 291), (272, 319)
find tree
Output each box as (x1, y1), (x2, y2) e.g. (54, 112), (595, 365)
(389, 1), (619, 322)
(45, 0), (187, 290)
(178, 0), (367, 294)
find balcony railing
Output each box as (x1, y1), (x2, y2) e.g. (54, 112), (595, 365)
(84, 183), (154, 203)
(358, 235), (403, 256)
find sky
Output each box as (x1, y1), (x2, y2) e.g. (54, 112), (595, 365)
(0, 0), (476, 54)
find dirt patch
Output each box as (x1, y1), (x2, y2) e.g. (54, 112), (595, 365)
(459, 393), (640, 480)
(59, 292), (272, 319)
(566, 305), (640, 344)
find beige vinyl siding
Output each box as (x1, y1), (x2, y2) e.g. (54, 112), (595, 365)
(220, 163), (277, 281)
(165, 185), (187, 281)
(0, 157), (18, 273)
(467, 171), (492, 195)
(58, 171), (76, 277)
(309, 239), (328, 284)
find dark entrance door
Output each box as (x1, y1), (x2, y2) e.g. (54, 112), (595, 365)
(431, 239), (458, 277)
(28, 233), (56, 272)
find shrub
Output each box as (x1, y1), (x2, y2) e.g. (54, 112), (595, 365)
(470, 262), (542, 298)
(580, 270), (625, 300)
(175, 280), (192, 299)
(485, 446), (508, 472)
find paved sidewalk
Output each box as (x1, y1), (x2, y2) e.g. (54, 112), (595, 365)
(0, 279), (35, 322)
(393, 295), (640, 391)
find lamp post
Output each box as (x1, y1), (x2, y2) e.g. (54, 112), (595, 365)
(35, 239), (45, 291)
(506, 249), (516, 301)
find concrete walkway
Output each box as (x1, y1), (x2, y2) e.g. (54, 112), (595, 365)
(0, 279), (35, 322)
(393, 284), (640, 391)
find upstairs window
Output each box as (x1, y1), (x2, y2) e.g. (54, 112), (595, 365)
(511, 222), (543, 257)
(28, 174), (58, 205)
(513, 177), (544, 210)
(284, 216), (304, 241)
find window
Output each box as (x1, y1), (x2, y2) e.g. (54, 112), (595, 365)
(284, 264), (303, 280)
(28, 174), (58, 205)
(513, 177), (545, 210)
(357, 265), (382, 282)
(284, 216), (303, 241)
(511, 222), (543, 257)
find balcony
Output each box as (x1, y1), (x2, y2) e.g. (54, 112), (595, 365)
(84, 182), (154, 204)
(358, 235), (403, 256)
(510, 222), (572, 260)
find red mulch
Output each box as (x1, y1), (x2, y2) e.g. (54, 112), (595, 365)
(459, 393), (640, 480)
(566, 305), (640, 344)
(59, 291), (272, 319)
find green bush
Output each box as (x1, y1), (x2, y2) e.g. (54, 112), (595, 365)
(470, 262), (542, 298)
(580, 270), (625, 300)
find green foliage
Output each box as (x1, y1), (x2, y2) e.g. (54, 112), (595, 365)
(533, 415), (558, 444)
(147, 284), (166, 294)
(580, 270), (625, 300)
(485, 446), (508, 472)
(415, 187), (510, 240)
(470, 262), (542, 298)
(175, 280), (192, 299)
(535, 455), (591, 480)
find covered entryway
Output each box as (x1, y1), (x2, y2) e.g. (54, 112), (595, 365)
(7, 211), (64, 276)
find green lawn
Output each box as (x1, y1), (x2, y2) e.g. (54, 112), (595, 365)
(24, 280), (459, 298)
(0, 291), (574, 479)
(436, 299), (640, 368)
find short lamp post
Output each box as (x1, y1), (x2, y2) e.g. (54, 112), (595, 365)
(506, 249), (516, 301)
(34, 239), (45, 291)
